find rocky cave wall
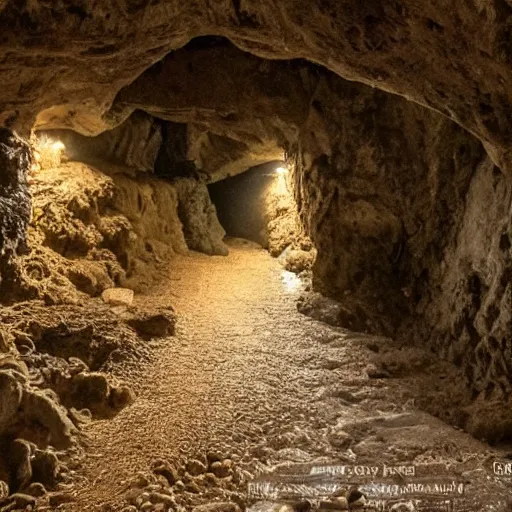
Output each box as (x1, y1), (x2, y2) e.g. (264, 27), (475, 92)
(290, 73), (512, 439)
(0, 131), (228, 306)
(0, 129), (32, 301)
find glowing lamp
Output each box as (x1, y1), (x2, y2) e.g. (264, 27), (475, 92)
(52, 141), (65, 152)
(33, 137), (66, 170)
(276, 166), (288, 175)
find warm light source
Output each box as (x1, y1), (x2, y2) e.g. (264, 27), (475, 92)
(276, 166), (288, 175)
(32, 136), (66, 170)
(51, 141), (65, 152)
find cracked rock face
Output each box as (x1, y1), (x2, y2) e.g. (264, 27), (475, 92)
(290, 71), (511, 439)
(0, 129), (32, 299)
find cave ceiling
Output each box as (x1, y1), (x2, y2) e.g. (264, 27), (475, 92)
(1, 1), (512, 170)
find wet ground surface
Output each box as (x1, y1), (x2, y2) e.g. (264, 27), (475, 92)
(66, 239), (512, 511)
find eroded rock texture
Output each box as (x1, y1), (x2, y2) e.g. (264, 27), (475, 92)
(0, 129), (32, 300)
(290, 73), (512, 440)
(47, 112), (163, 173)
(114, 39), (306, 180)
(1, 1), (512, 173)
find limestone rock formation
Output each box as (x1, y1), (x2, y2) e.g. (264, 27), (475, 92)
(0, 0), (510, 175)
(173, 178), (229, 256)
(105, 170), (188, 291)
(0, 299), (148, 496)
(290, 72), (511, 439)
(0, 129), (32, 300)
(114, 40), (306, 180)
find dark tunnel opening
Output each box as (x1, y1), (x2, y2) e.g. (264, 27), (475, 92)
(208, 161), (282, 248)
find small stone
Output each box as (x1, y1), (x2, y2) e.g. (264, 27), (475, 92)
(186, 459), (207, 476)
(133, 472), (150, 488)
(10, 493), (36, 508)
(185, 480), (201, 493)
(109, 385), (135, 410)
(71, 372), (110, 408)
(49, 491), (73, 506)
(136, 492), (151, 506)
(347, 488), (365, 506)
(206, 451), (224, 464)
(31, 449), (60, 487)
(121, 507), (137, 512)
(68, 357), (89, 375)
(210, 460), (232, 478)
(174, 480), (185, 491)
(102, 288), (134, 307)
(9, 438), (32, 491)
(149, 492), (176, 506)
(125, 488), (140, 505)
(0, 480), (9, 499)
(152, 461), (179, 485)
(125, 307), (176, 339)
(204, 473), (218, 485)
(140, 501), (153, 511)
(26, 481), (46, 497)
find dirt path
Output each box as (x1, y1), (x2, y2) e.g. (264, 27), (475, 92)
(68, 240), (511, 511)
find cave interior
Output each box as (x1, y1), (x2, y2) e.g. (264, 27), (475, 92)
(0, 4), (511, 511)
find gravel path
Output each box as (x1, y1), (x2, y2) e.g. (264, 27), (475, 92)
(67, 239), (512, 511)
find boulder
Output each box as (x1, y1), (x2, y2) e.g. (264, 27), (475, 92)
(20, 389), (77, 449)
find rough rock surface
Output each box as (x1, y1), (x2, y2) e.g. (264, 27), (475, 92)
(60, 242), (512, 511)
(107, 168), (188, 291)
(9, 38), (507, 440)
(12, 155), (227, 301)
(288, 72), (512, 439)
(17, 161), (126, 304)
(0, 296), (174, 502)
(173, 178), (229, 256)
(0, 0), (511, 175)
(0, 0), (511, 491)
(0, 129), (32, 300)
(114, 39), (305, 181)
(102, 288), (134, 307)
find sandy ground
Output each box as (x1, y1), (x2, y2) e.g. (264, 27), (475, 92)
(66, 239), (512, 511)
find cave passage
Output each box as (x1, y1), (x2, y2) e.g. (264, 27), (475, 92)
(63, 235), (512, 512)
(208, 162), (288, 248)
(0, 15), (511, 512)
(208, 162), (280, 248)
